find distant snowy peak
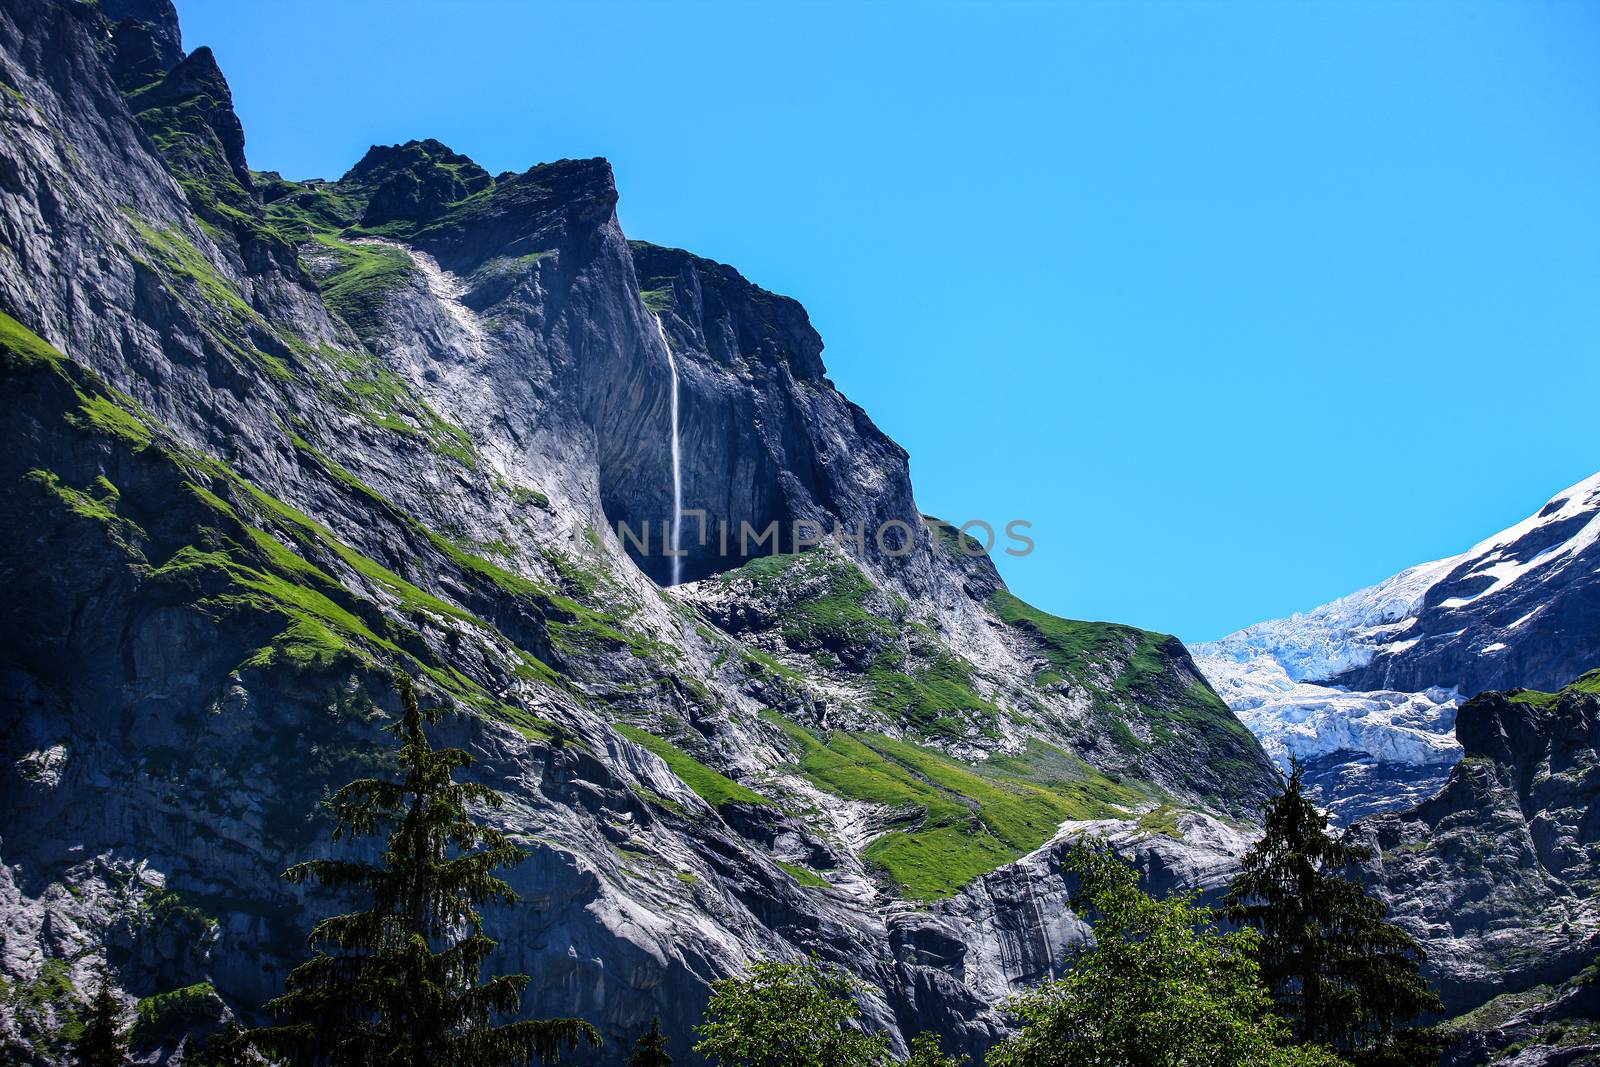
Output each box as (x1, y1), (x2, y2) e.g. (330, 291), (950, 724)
(1195, 470), (1600, 821)
(1201, 471), (1600, 689)
(1347, 470), (1600, 696)
(1200, 554), (1461, 687)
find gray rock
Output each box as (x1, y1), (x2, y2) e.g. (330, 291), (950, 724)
(0, 0), (1278, 1063)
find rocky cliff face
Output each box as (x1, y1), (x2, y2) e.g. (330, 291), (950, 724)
(0, 0), (1278, 1062)
(1349, 672), (1600, 1062)
(1197, 472), (1600, 822)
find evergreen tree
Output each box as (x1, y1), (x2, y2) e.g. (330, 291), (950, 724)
(194, 1020), (256, 1067)
(626, 1015), (673, 1067)
(254, 675), (600, 1067)
(74, 965), (130, 1067)
(693, 956), (891, 1067)
(1226, 759), (1443, 1060)
(986, 842), (1345, 1067)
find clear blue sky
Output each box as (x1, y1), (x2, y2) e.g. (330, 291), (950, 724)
(177, 0), (1600, 642)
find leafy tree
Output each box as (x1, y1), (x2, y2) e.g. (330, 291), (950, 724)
(254, 675), (600, 1066)
(903, 1031), (966, 1067)
(1226, 760), (1443, 1060)
(987, 842), (1345, 1067)
(693, 956), (891, 1067)
(626, 1015), (673, 1067)
(74, 965), (130, 1067)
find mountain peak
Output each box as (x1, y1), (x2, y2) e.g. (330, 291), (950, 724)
(342, 139), (493, 227)
(1196, 469), (1600, 821)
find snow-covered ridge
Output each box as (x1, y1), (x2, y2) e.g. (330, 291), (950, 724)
(1199, 553), (1462, 687)
(1201, 470), (1600, 689)
(1194, 471), (1600, 814)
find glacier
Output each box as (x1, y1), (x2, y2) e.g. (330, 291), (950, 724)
(1196, 470), (1600, 820)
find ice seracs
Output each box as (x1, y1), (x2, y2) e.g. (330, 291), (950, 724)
(1196, 470), (1600, 821)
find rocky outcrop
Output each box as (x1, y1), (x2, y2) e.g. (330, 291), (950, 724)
(1442, 962), (1600, 1067)
(1350, 673), (1600, 1024)
(0, 0), (1280, 1062)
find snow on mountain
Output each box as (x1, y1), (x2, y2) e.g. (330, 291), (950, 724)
(1195, 471), (1600, 820)
(1198, 554), (1463, 688)
(1193, 649), (1460, 767)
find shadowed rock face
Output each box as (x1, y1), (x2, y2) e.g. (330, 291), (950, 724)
(0, 0), (1280, 1062)
(620, 241), (926, 585)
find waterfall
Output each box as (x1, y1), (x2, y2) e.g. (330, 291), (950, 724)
(651, 313), (683, 586)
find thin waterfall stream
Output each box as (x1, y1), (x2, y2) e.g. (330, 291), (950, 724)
(652, 313), (683, 586)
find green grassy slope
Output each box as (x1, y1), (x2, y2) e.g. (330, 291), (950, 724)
(765, 712), (1142, 899)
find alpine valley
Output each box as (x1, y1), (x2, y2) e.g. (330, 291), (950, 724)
(0, 1), (1595, 1065)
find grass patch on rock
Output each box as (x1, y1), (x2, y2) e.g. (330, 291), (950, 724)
(766, 713), (1139, 900)
(614, 723), (771, 810)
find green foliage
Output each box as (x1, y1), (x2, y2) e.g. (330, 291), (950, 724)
(1135, 804), (1185, 839)
(693, 957), (891, 1067)
(254, 677), (601, 1066)
(0, 957), (84, 1059)
(25, 469), (146, 549)
(508, 485), (551, 509)
(740, 647), (802, 685)
(988, 589), (1162, 691)
(10, 957), (76, 1017)
(864, 650), (998, 742)
(737, 552), (895, 652)
(714, 553), (998, 741)
(120, 61), (281, 247)
(766, 716), (1139, 899)
(1227, 760), (1443, 1056)
(2, 310), (555, 735)
(0, 308), (67, 368)
(120, 215), (303, 384)
(125, 208), (475, 468)
(626, 1016), (673, 1067)
(903, 1032), (966, 1067)
(922, 515), (987, 559)
(1509, 668), (1600, 708)
(311, 341), (478, 466)
(314, 236), (416, 337)
(131, 982), (220, 1046)
(125, 217), (258, 324)
(193, 1020), (258, 1067)
(74, 967), (131, 1067)
(614, 723), (771, 809)
(774, 859), (833, 889)
(988, 588), (1269, 803)
(261, 176), (363, 238)
(2, 311), (159, 454)
(988, 843), (1346, 1067)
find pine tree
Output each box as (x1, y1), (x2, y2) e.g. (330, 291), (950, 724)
(1226, 759), (1443, 1059)
(254, 675), (600, 1067)
(74, 965), (130, 1067)
(195, 1020), (256, 1067)
(626, 1015), (673, 1067)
